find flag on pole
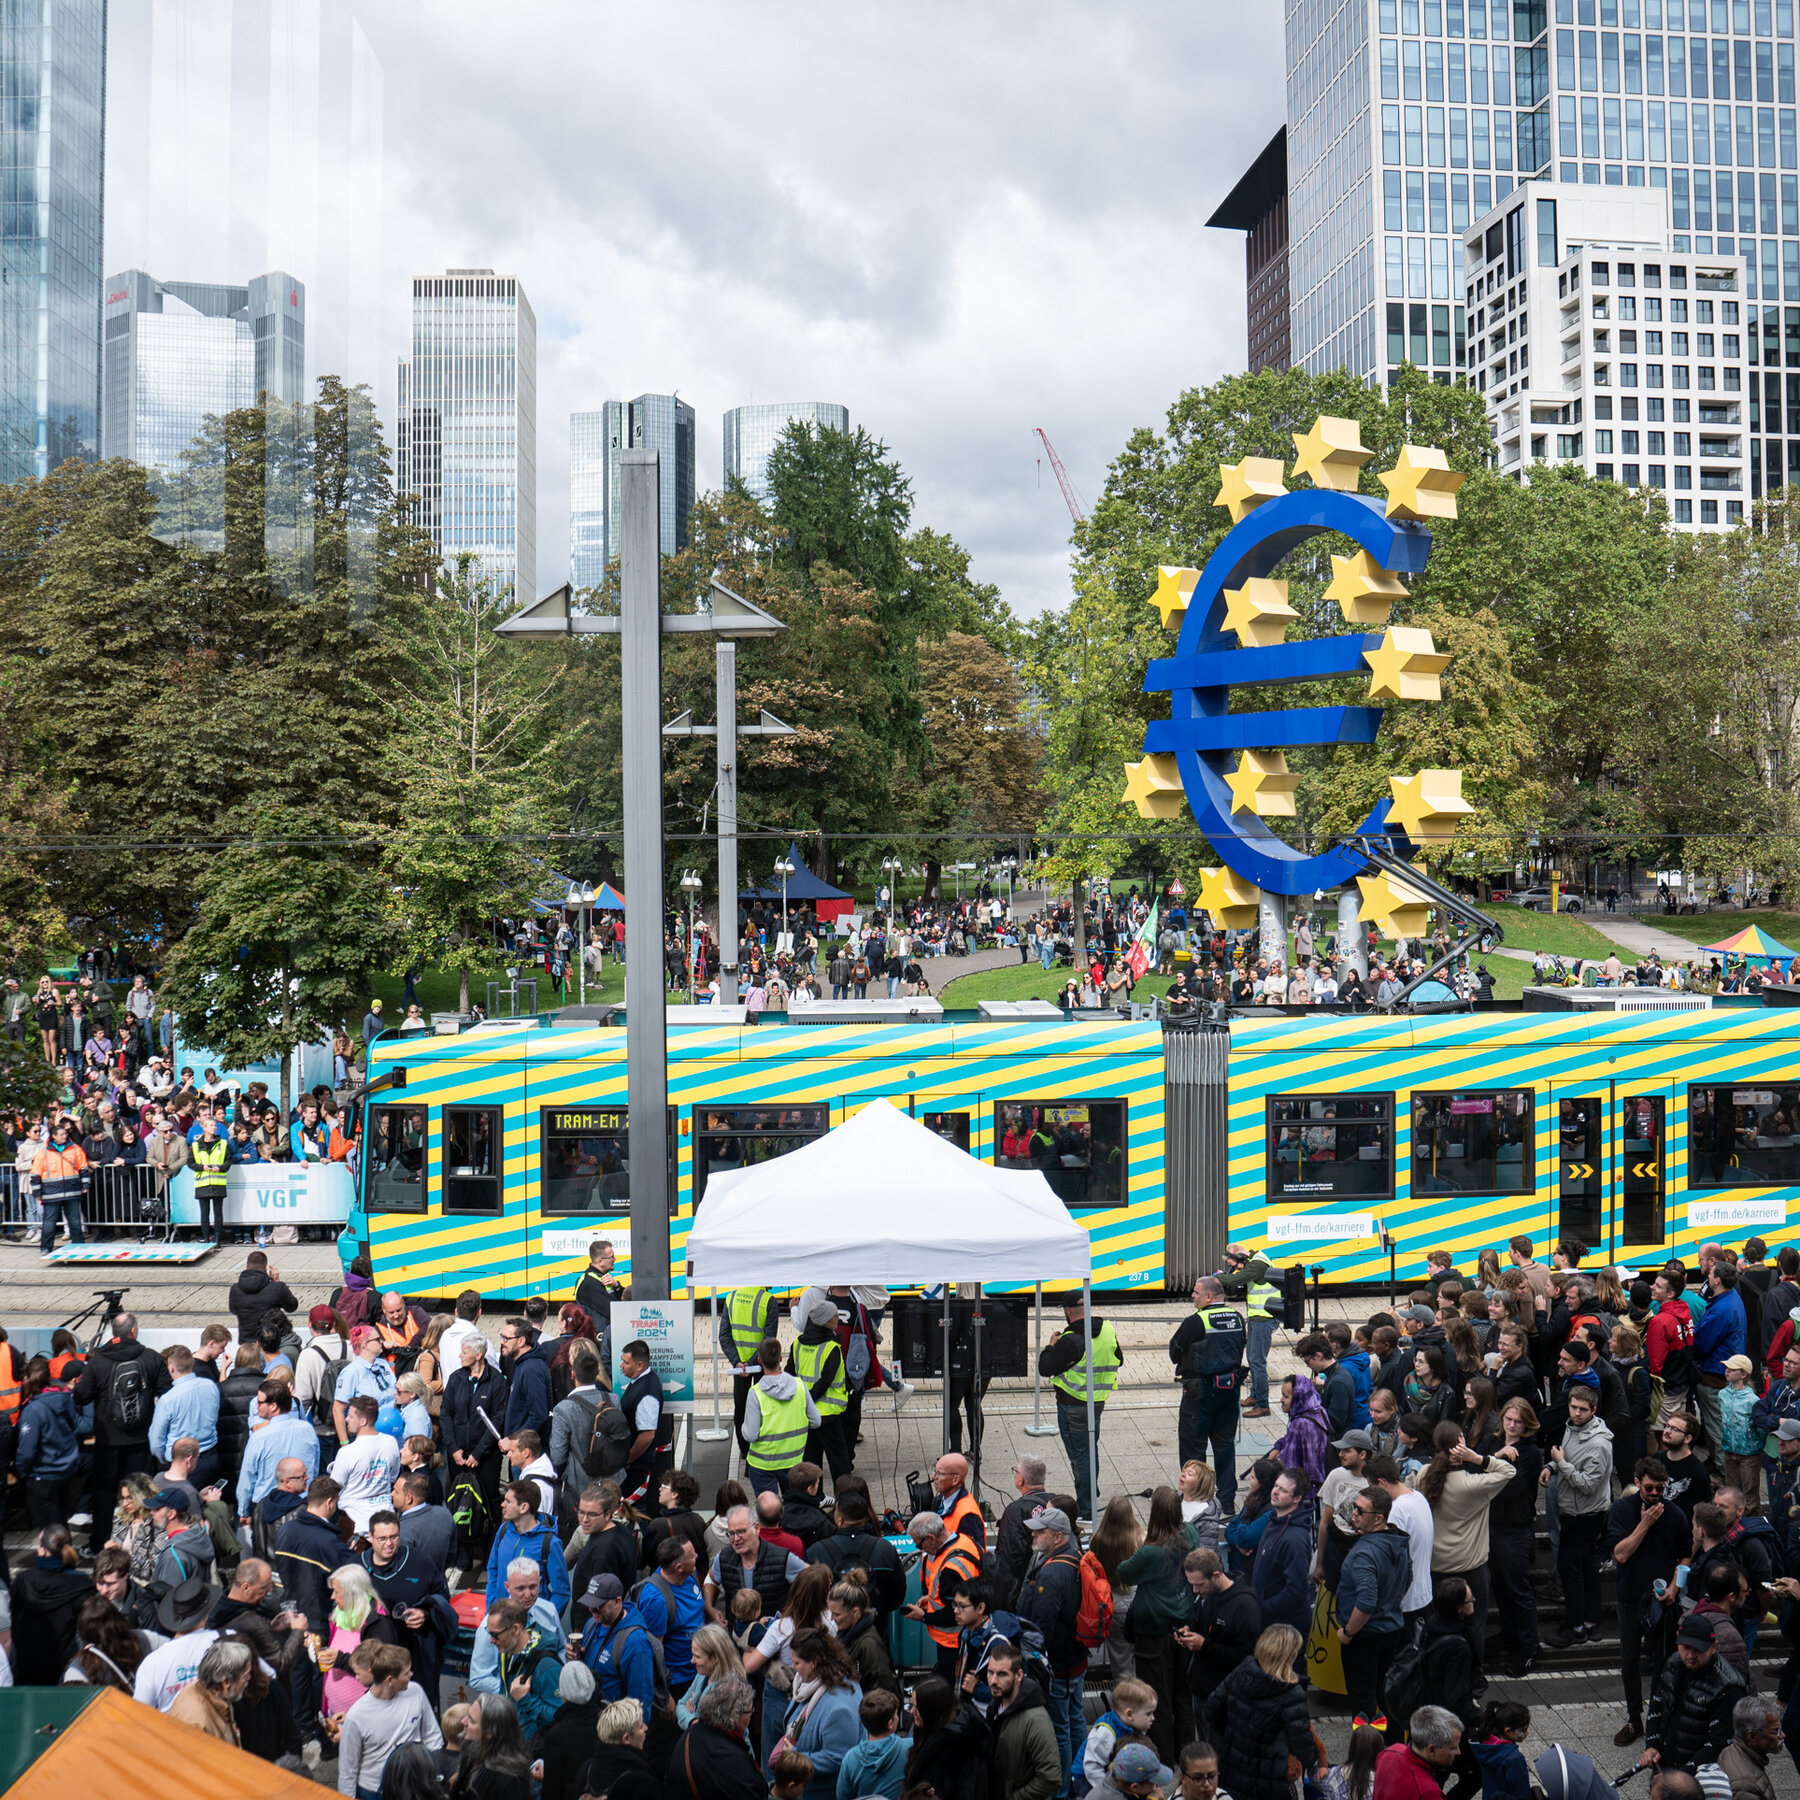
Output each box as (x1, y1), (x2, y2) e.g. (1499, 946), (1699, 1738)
(1126, 900), (1158, 980)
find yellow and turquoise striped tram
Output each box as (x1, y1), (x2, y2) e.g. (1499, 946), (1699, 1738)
(346, 1004), (1800, 1300)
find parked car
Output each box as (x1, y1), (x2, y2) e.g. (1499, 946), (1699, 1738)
(1507, 887), (1590, 914)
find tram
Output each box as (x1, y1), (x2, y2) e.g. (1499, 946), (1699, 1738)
(342, 1002), (1800, 1301)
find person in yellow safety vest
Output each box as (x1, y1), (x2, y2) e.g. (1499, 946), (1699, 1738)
(1220, 1243), (1285, 1417)
(1039, 1295), (1121, 1524)
(190, 1115), (230, 1244)
(904, 1511), (979, 1681)
(929, 1452), (986, 1560)
(722, 1287), (778, 1450)
(787, 1290), (852, 1482)
(742, 1338), (820, 1499)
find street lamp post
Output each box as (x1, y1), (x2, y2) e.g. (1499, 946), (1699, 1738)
(575, 882), (598, 1005)
(680, 871), (703, 1002)
(774, 856), (795, 947)
(881, 857), (903, 917)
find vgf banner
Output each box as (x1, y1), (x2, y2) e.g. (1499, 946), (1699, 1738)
(171, 1162), (356, 1226)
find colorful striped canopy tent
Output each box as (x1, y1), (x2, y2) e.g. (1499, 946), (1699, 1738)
(1700, 924), (1798, 963)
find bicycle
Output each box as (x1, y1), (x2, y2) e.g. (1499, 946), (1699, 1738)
(60, 1287), (129, 1356)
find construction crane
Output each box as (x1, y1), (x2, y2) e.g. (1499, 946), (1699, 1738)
(1034, 426), (1088, 525)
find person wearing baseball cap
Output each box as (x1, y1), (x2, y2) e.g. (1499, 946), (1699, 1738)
(1100, 1741), (1178, 1798)
(1318, 1429), (1375, 1592)
(573, 1571), (655, 1713)
(1641, 1611), (1745, 1772)
(295, 1303), (350, 1454)
(1016, 1505), (1088, 1789)
(147, 1486), (216, 1599)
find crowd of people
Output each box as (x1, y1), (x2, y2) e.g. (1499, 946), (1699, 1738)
(1, 1233), (1798, 1800)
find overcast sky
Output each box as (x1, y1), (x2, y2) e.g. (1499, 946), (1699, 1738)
(108, 2), (1285, 617)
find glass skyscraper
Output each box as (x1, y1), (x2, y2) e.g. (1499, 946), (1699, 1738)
(722, 400), (849, 499)
(572, 393), (694, 576)
(1, 0), (106, 486)
(397, 269), (537, 600)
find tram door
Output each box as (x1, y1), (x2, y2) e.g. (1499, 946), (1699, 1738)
(1554, 1084), (1671, 1264)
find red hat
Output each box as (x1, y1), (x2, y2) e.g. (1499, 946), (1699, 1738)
(309, 1305), (336, 1330)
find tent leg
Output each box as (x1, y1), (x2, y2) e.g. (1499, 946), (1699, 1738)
(941, 1283), (952, 1459)
(1083, 1277), (1097, 1529)
(697, 1287), (729, 1443)
(971, 1282), (983, 1503)
(1025, 1280), (1056, 1437)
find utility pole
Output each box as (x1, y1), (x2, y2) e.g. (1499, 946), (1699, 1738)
(620, 450), (671, 1298)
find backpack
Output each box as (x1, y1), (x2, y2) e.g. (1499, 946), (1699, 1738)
(106, 1353), (151, 1435)
(1073, 1550), (1114, 1649)
(601, 1618), (674, 1717)
(1381, 1636), (1429, 1724)
(306, 1344), (354, 1439)
(844, 1321), (872, 1387)
(448, 1472), (490, 1535)
(388, 1340), (423, 1379)
(577, 1392), (633, 1477)
(992, 1607), (1053, 1698)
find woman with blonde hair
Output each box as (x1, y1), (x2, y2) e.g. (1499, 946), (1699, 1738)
(675, 1622), (745, 1730)
(1475, 1247), (1504, 1296)
(412, 1313), (453, 1417)
(1178, 1459), (1222, 1548)
(578, 1696), (658, 1800)
(1204, 1624), (1320, 1800)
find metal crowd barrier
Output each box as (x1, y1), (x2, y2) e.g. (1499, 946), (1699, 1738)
(1, 1163), (173, 1239)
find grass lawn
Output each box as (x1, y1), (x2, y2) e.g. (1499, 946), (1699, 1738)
(1477, 903), (1620, 958)
(936, 961), (1176, 1008)
(1627, 909), (1800, 953)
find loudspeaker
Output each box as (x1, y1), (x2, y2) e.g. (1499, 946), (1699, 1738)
(888, 1296), (1029, 1379)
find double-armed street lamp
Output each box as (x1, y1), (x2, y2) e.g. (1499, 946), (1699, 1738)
(774, 855), (795, 946)
(573, 881), (598, 1004)
(880, 856), (903, 914)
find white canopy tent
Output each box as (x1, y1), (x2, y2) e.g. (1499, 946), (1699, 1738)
(684, 1098), (1101, 1507)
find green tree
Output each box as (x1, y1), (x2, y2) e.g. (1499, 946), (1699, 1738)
(383, 558), (569, 1012)
(0, 1033), (67, 1118)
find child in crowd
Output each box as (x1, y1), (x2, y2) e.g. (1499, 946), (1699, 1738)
(835, 1690), (907, 1800)
(1720, 1354), (1765, 1506)
(1367, 1389), (1401, 1463)
(1468, 1699), (1533, 1800)
(1397, 1413), (1433, 1481)
(769, 1750), (815, 1800)
(1178, 1461), (1222, 1550)
(1082, 1676), (1158, 1788)
(1323, 1722), (1386, 1800)
(728, 1585), (764, 1657)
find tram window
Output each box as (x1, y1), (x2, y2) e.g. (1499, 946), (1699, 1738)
(540, 1108), (679, 1215)
(1266, 1095), (1394, 1200)
(1413, 1089), (1534, 1195)
(922, 1112), (971, 1152)
(365, 1105), (429, 1213)
(443, 1108), (502, 1215)
(693, 1106), (829, 1208)
(993, 1100), (1125, 1210)
(1688, 1085), (1800, 1187)
(1622, 1095), (1666, 1242)
(1558, 1096), (1605, 1249)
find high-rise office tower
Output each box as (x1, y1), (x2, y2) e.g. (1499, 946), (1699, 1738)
(1470, 183), (1748, 526)
(1, 0), (106, 485)
(576, 394), (695, 573)
(1207, 131), (1293, 373)
(722, 401), (851, 499)
(101, 269), (305, 472)
(397, 269), (537, 599)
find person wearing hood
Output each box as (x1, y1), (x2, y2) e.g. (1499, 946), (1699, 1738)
(1642, 1614), (1746, 1773)
(1275, 1371), (1331, 1491)
(15, 1356), (82, 1526)
(331, 1254), (377, 1329)
(741, 1346), (820, 1497)
(1039, 1294), (1122, 1524)
(147, 1486), (216, 1597)
(535, 1660), (604, 1800)
(226, 1250), (299, 1342)
(1335, 1483), (1414, 1730)
(788, 1288), (853, 1481)
(1546, 1379), (1614, 1648)
(499, 1315), (554, 1444)
(11, 1523), (93, 1683)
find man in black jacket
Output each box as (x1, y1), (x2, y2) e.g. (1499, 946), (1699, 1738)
(1015, 1504), (1087, 1797)
(363, 1510), (457, 1701)
(1607, 1459), (1690, 1747)
(73, 1310), (173, 1550)
(1177, 1546), (1263, 1720)
(995, 1454), (1051, 1605)
(273, 1474), (344, 1728)
(1642, 1614), (1746, 1773)
(806, 1489), (906, 1619)
(227, 1251), (299, 1342)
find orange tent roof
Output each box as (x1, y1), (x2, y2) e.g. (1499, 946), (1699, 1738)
(7, 1685), (328, 1800)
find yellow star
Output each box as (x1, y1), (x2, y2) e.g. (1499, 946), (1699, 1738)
(1221, 577), (1297, 648)
(1225, 749), (1300, 818)
(1213, 456), (1287, 524)
(1121, 754), (1186, 819)
(1324, 549), (1408, 625)
(1377, 443), (1469, 522)
(1387, 769), (1475, 844)
(1151, 565), (1200, 629)
(1363, 626), (1451, 701)
(1291, 416), (1374, 492)
(1357, 868), (1433, 939)
(1197, 864), (1260, 928)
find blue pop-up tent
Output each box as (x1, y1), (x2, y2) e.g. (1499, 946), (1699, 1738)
(740, 841), (854, 918)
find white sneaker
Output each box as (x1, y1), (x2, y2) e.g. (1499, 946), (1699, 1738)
(892, 1379), (915, 1413)
(68, 1512), (92, 1527)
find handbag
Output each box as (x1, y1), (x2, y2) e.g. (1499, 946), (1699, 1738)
(768, 1690), (820, 1771)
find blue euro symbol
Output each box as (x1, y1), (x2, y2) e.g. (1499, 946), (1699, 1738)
(1142, 487), (1434, 897)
